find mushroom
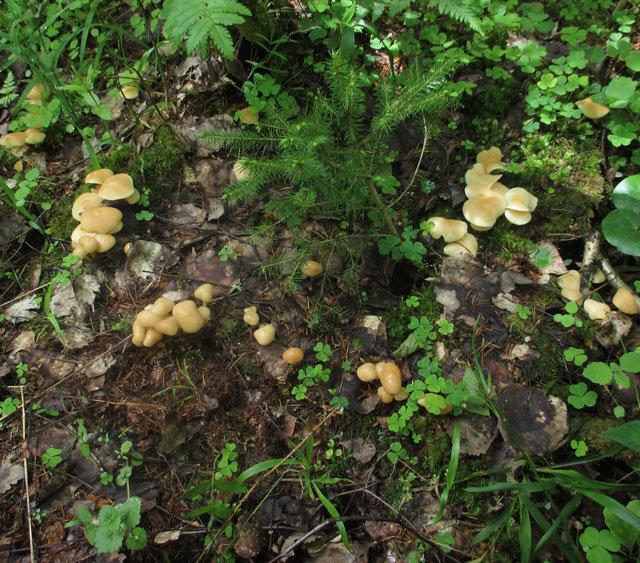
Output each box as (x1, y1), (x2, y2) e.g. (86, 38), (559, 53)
(443, 233), (478, 256)
(476, 147), (507, 173)
(150, 297), (175, 316)
(379, 362), (402, 395)
(126, 189), (141, 204)
(243, 306), (259, 326)
(592, 269), (606, 284)
(425, 217), (468, 242)
(504, 188), (538, 226)
(558, 270), (583, 304)
(301, 260), (323, 278)
(356, 362), (379, 382)
(72, 192), (104, 221)
(194, 283), (215, 303)
(377, 386), (394, 404)
(239, 107), (259, 124)
(463, 194), (506, 231)
(0, 132), (27, 149)
(85, 168), (114, 185)
(465, 162), (502, 192)
(583, 299), (610, 320)
(80, 206), (123, 234)
(173, 300), (207, 333)
(136, 309), (164, 329)
(233, 160), (250, 181)
(154, 316), (179, 336)
(283, 347), (304, 365)
(394, 389), (409, 401)
(576, 97), (610, 119)
(24, 129), (45, 145)
(120, 85), (139, 100)
(132, 320), (147, 346)
(26, 83), (48, 105)
(143, 328), (163, 347)
(612, 288), (638, 315)
(254, 324), (276, 345)
(98, 173), (135, 201)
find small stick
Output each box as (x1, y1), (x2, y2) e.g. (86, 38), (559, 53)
(20, 386), (36, 563)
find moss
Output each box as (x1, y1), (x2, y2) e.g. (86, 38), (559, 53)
(130, 125), (187, 199)
(383, 282), (442, 345)
(485, 220), (532, 261)
(511, 132), (606, 240)
(100, 144), (132, 173)
(46, 188), (86, 240)
(528, 332), (564, 385)
(574, 416), (640, 466)
(0, 149), (18, 176)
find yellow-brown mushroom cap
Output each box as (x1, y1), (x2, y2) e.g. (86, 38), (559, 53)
(126, 189), (141, 205)
(80, 206), (123, 234)
(26, 83), (47, 102)
(173, 300), (206, 333)
(120, 85), (139, 100)
(301, 260), (323, 277)
(465, 162), (502, 191)
(85, 168), (114, 185)
(98, 173), (135, 200)
(254, 324), (276, 345)
(150, 297), (175, 316)
(78, 235), (100, 254)
(583, 299), (610, 320)
(379, 362), (402, 395)
(136, 309), (164, 329)
(194, 283), (215, 303)
(356, 362), (379, 382)
(0, 132), (27, 148)
(132, 320), (147, 346)
(243, 306), (259, 326)
(443, 233), (478, 256)
(154, 316), (179, 336)
(612, 288), (639, 315)
(426, 217), (468, 242)
(24, 129), (46, 145)
(143, 328), (163, 347)
(283, 347), (304, 365)
(377, 386), (394, 404)
(558, 270), (582, 303)
(504, 209), (532, 226)
(72, 192), (104, 221)
(463, 194), (506, 230)
(576, 97), (610, 119)
(239, 107), (259, 124)
(476, 147), (507, 173)
(505, 187), (538, 212)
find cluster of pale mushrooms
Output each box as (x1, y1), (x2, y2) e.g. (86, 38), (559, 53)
(0, 84), (48, 155)
(557, 270), (638, 320)
(71, 170), (141, 260)
(426, 147), (537, 256)
(132, 283), (214, 347)
(356, 361), (408, 404)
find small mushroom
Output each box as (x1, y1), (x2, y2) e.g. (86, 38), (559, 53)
(379, 362), (402, 395)
(476, 147), (506, 173)
(26, 83), (48, 105)
(583, 299), (610, 320)
(301, 260), (323, 278)
(254, 324), (276, 345)
(120, 85), (139, 100)
(173, 300), (206, 333)
(504, 187), (537, 226)
(426, 217), (468, 242)
(558, 270), (583, 304)
(612, 288), (638, 315)
(283, 347), (304, 365)
(24, 129), (45, 145)
(233, 160), (250, 181)
(377, 386), (394, 404)
(198, 306), (212, 321)
(356, 362), (379, 382)
(194, 283), (215, 303)
(443, 233), (478, 256)
(132, 320), (147, 346)
(98, 173), (135, 201)
(85, 168), (114, 185)
(463, 194), (506, 231)
(136, 309), (164, 329)
(150, 297), (175, 316)
(143, 328), (163, 347)
(239, 107), (259, 124)
(80, 206), (123, 234)
(576, 97), (610, 119)
(592, 269), (606, 284)
(154, 316), (179, 336)
(394, 389), (409, 401)
(243, 306), (259, 326)
(465, 162), (502, 191)
(72, 192), (104, 221)
(0, 132), (27, 149)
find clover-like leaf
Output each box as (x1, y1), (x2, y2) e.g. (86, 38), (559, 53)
(619, 351), (640, 373)
(612, 175), (640, 212)
(583, 362), (613, 385)
(602, 208), (640, 256)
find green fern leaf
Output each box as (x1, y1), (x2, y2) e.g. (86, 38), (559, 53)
(428, 0), (483, 34)
(0, 71), (18, 106)
(163, 0), (251, 59)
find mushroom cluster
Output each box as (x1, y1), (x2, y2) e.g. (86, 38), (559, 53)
(0, 84), (49, 155)
(71, 170), (140, 260)
(132, 284), (213, 347)
(425, 217), (477, 256)
(556, 269), (638, 320)
(356, 361), (407, 404)
(463, 147), (537, 230)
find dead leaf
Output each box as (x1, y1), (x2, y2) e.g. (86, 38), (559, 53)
(529, 240), (567, 279)
(154, 530), (181, 544)
(448, 413), (498, 456)
(339, 437), (376, 463)
(5, 295), (40, 322)
(0, 458), (24, 494)
(126, 240), (166, 280)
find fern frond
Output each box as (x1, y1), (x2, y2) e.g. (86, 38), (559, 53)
(162, 0), (251, 59)
(0, 71), (18, 106)
(428, 0), (483, 34)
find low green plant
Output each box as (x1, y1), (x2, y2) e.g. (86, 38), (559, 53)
(42, 447), (63, 469)
(516, 304), (532, 320)
(601, 175), (640, 256)
(553, 301), (583, 328)
(564, 347), (588, 366)
(67, 497), (147, 553)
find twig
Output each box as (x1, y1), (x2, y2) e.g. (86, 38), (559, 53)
(195, 410), (337, 562)
(20, 386), (36, 563)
